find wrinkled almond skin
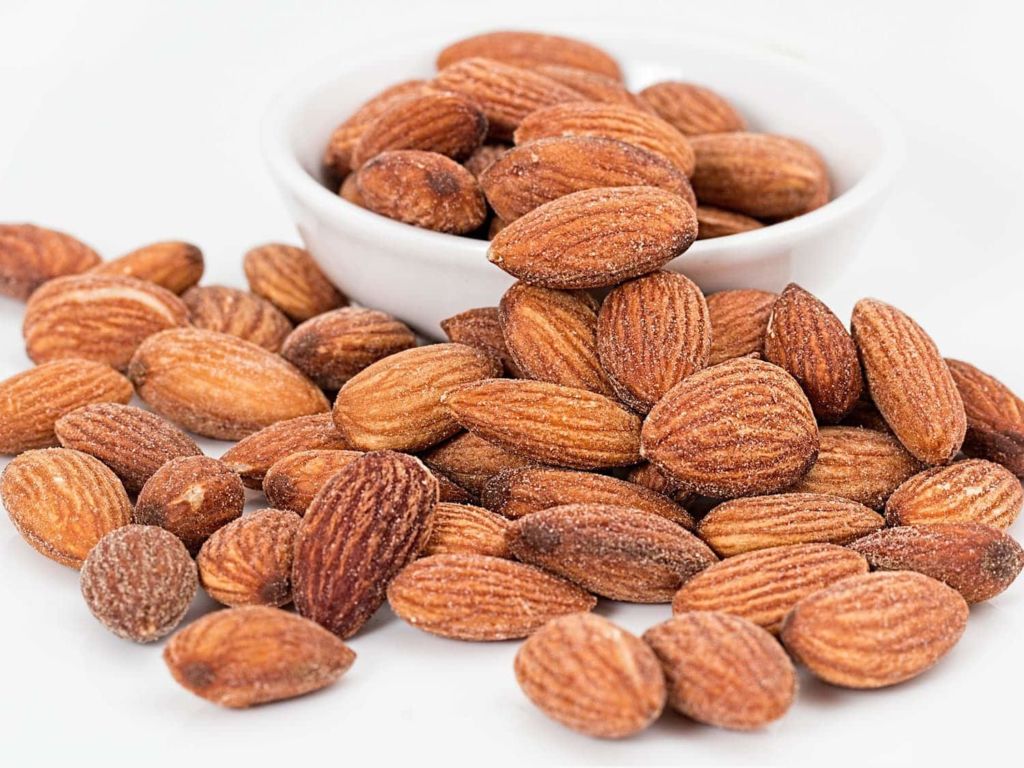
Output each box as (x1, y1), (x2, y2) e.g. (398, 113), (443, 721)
(644, 612), (795, 730)
(387, 553), (596, 641)
(947, 358), (1024, 477)
(440, 306), (521, 376)
(54, 403), (202, 494)
(281, 307), (416, 390)
(262, 449), (364, 514)
(780, 571), (968, 688)
(197, 508), (302, 607)
(437, 31), (622, 80)
(0, 359), (133, 455)
(435, 472), (474, 503)
(698, 493), (884, 557)
(625, 462), (695, 505)
(597, 271), (711, 412)
(23, 274), (190, 370)
(463, 143), (509, 178)
(164, 606), (356, 708)
(534, 65), (647, 109)
(851, 298), (966, 465)
(292, 452), (438, 639)
(695, 206), (764, 239)
(488, 186), (697, 289)
(516, 613), (665, 739)
(339, 173), (365, 206)
(0, 448), (131, 568)
(885, 459), (1023, 529)
(763, 283), (863, 422)
(182, 285), (293, 352)
(334, 343), (501, 453)
(841, 398), (893, 433)
(638, 81), (746, 136)
(422, 502), (512, 558)
(0, 223), (101, 299)
(481, 136), (695, 222)
(705, 289), (776, 365)
(129, 328), (329, 440)
(673, 543), (868, 633)
(642, 358), (819, 498)
(243, 243), (346, 322)
(90, 241), (203, 294)
(509, 504), (717, 602)
(443, 378), (642, 469)
(421, 431), (534, 498)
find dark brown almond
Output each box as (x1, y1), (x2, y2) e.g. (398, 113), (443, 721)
(0, 223), (101, 299)
(422, 502), (512, 558)
(91, 241), (203, 294)
(440, 306), (521, 376)
(436, 32), (622, 80)
(695, 206), (764, 239)
(262, 449), (364, 514)
(705, 289), (776, 365)
(638, 81), (746, 136)
(947, 358), (1024, 476)
(436, 472), (474, 503)
(182, 285), (293, 352)
(421, 431), (534, 497)
(243, 243), (346, 322)
(339, 172), (365, 206)
(885, 459), (1023, 529)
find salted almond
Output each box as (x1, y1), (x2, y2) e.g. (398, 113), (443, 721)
(182, 285), (293, 352)
(463, 144), (509, 178)
(638, 81), (746, 135)
(339, 173), (365, 206)
(91, 241), (203, 294)
(947, 358), (1024, 476)
(436, 472), (474, 504)
(705, 289), (776, 365)
(0, 223), (100, 299)
(262, 449), (364, 514)
(695, 206), (764, 239)
(440, 306), (521, 376)
(885, 459), (1023, 529)
(421, 431), (534, 497)
(243, 243), (345, 322)
(625, 462), (695, 504)
(437, 31), (622, 80)
(841, 398), (893, 432)
(422, 502), (512, 558)
(534, 65), (647, 109)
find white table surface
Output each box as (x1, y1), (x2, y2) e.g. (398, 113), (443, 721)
(1, 1), (1022, 765)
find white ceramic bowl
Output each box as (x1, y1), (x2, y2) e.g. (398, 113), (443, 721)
(263, 34), (902, 338)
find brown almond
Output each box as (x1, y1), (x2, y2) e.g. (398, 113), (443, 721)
(436, 472), (475, 503)
(387, 553), (596, 641)
(625, 462), (695, 505)
(437, 31), (622, 80)
(947, 358), (1024, 476)
(243, 242), (346, 322)
(338, 172), (365, 206)
(463, 143), (509, 178)
(534, 65), (647, 109)
(638, 81), (746, 136)
(262, 449), (364, 514)
(182, 285), (293, 352)
(440, 306), (521, 376)
(90, 241), (203, 294)
(0, 223), (101, 299)
(841, 397), (893, 433)
(422, 502), (512, 558)
(421, 431), (534, 497)
(705, 289), (776, 365)
(695, 206), (764, 239)
(885, 459), (1023, 529)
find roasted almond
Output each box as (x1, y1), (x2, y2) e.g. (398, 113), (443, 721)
(421, 431), (534, 497)
(625, 462), (695, 505)
(885, 459), (1023, 529)
(705, 289), (776, 365)
(440, 306), (521, 376)
(90, 241), (203, 294)
(182, 285), (293, 352)
(533, 65), (647, 109)
(463, 143), (509, 178)
(695, 206), (764, 239)
(841, 397), (893, 432)
(947, 358), (1024, 476)
(0, 223), (101, 299)
(435, 472), (475, 504)
(422, 502), (512, 558)
(339, 172), (365, 206)
(262, 449), (364, 514)
(243, 243), (346, 322)
(436, 31), (622, 80)
(387, 553), (596, 641)
(638, 81), (746, 136)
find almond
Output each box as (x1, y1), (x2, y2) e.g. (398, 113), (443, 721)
(440, 306), (521, 376)
(243, 243), (346, 322)
(851, 298), (966, 464)
(515, 613), (665, 739)
(638, 81), (746, 136)
(780, 571), (968, 688)
(334, 343), (500, 452)
(463, 143), (509, 178)
(196, 508), (302, 607)
(90, 241), (203, 294)
(697, 493), (884, 556)
(625, 462), (695, 505)
(129, 328), (329, 440)
(387, 553), (596, 641)
(339, 172), (365, 206)
(0, 359), (132, 455)
(841, 397), (893, 432)
(480, 136), (695, 222)
(442, 378), (642, 469)
(509, 503), (717, 602)
(164, 606), (356, 708)
(421, 431), (534, 497)
(947, 358), (1024, 476)
(422, 502), (512, 558)
(292, 451), (438, 639)
(182, 285), (293, 352)
(23, 274), (190, 370)
(436, 31), (622, 81)
(672, 543), (868, 633)
(705, 289), (776, 365)
(0, 223), (101, 299)
(488, 186), (697, 289)
(695, 206), (764, 239)
(597, 270), (711, 412)
(436, 472), (475, 504)
(643, 612), (795, 730)
(356, 150), (487, 234)
(641, 358), (819, 498)
(54, 403), (202, 494)
(885, 459), (1023, 529)
(533, 65), (648, 109)
(262, 449), (364, 514)
(0, 448), (131, 568)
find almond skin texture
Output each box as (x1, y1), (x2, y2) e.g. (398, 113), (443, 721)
(644, 612), (795, 730)
(698, 493), (884, 557)
(463, 144), (509, 178)
(695, 206), (764, 239)
(197, 508), (302, 607)
(334, 343), (501, 453)
(54, 403), (202, 494)
(164, 606), (356, 708)
(243, 243), (346, 322)
(292, 452), (438, 639)
(625, 462), (695, 504)
(421, 431), (534, 498)
(262, 449), (365, 514)
(422, 502), (512, 558)
(220, 413), (349, 489)
(947, 358), (1024, 476)
(780, 571), (968, 688)
(182, 285), (293, 352)
(638, 81), (746, 136)
(80, 525), (197, 642)
(597, 271), (711, 412)
(509, 504), (717, 602)
(515, 613), (665, 739)
(788, 426), (924, 509)
(436, 472), (474, 504)
(763, 283), (863, 422)
(387, 553), (596, 641)
(705, 289), (776, 365)
(483, 466), (694, 528)
(480, 136), (695, 222)
(437, 31), (622, 81)
(499, 282), (613, 396)
(515, 102), (696, 176)
(851, 298), (966, 465)
(0, 448), (131, 568)
(23, 274), (190, 370)
(642, 358), (819, 498)
(134, 456), (245, 554)
(443, 378), (642, 469)
(673, 543), (869, 633)
(885, 459), (1023, 529)
(440, 306), (521, 376)
(129, 328), (329, 440)
(488, 186), (697, 289)
(0, 223), (101, 299)
(533, 65), (647, 109)
(0, 359), (133, 455)
(281, 307), (416, 390)
(90, 241), (203, 294)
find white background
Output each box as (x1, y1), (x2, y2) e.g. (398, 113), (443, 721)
(1, 1), (1023, 766)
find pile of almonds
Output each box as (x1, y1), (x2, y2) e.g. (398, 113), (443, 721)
(1, 29), (1023, 740)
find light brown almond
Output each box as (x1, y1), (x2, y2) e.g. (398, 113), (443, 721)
(437, 31), (622, 80)
(182, 285), (293, 352)
(90, 241), (203, 294)
(947, 358), (1024, 476)
(421, 431), (534, 498)
(885, 459), (1023, 529)
(695, 206), (764, 239)
(422, 502), (512, 558)
(638, 81), (746, 136)
(463, 143), (509, 178)
(243, 243), (346, 322)
(705, 289), (776, 365)
(534, 65), (648, 109)
(0, 223), (101, 299)
(262, 449), (364, 514)
(625, 462), (695, 504)
(440, 306), (521, 376)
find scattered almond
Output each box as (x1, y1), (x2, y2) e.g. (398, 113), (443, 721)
(947, 358), (1024, 477)
(182, 285), (293, 352)
(463, 143), (509, 178)
(638, 81), (746, 136)
(422, 502), (512, 558)
(243, 243), (346, 322)
(695, 206), (764, 239)
(534, 65), (647, 109)
(440, 306), (521, 375)
(90, 241), (203, 294)
(0, 223), (100, 299)
(885, 459), (1023, 529)
(421, 431), (534, 498)
(705, 289), (776, 365)
(262, 449), (364, 514)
